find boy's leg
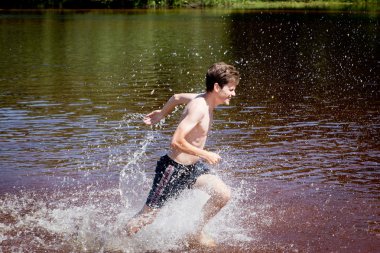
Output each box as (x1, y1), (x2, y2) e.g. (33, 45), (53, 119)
(124, 156), (171, 236)
(191, 174), (231, 245)
(125, 204), (158, 236)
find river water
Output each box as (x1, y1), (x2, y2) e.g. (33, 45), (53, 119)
(0, 9), (379, 252)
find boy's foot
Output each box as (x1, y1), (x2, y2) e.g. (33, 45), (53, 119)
(187, 231), (217, 248)
(124, 218), (146, 236)
(125, 225), (138, 236)
(199, 232), (217, 247)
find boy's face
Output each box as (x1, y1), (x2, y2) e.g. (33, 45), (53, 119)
(217, 80), (238, 105)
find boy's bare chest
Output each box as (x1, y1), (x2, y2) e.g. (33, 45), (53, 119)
(197, 113), (212, 135)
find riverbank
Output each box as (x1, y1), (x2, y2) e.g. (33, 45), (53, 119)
(170, 0), (378, 11)
(230, 1), (378, 11)
(0, 0), (379, 11)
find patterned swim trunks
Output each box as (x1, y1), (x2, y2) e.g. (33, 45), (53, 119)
(145, 155), (210, 208)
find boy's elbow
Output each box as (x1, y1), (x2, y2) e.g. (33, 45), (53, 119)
(171, 139), (182, 150)
(172, 94), (181, 102)
(170, 140), (178, 149)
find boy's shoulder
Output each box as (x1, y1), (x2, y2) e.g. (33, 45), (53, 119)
(184, 95), (208, 116)
(188, 95), (207, 107)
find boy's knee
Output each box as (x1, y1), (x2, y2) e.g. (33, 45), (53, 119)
(213, 185), (231, 206)
(197, 175), (231, 206)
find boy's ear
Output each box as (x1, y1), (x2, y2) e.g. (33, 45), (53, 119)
(214, 83), (221, 92)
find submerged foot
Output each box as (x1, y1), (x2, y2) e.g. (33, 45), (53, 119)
(187, 231), (217, 248)
(125, 225), (138, 237)
(198, 232), (217, 247)
(123, 207), (158, 237)
(123, 219), (142, 237)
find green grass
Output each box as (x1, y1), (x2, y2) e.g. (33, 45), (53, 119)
(234, 1), (352, 9)
(234, 1), (377, 10)
(1, 0), (378, 11)
(147, 0), (379, 11)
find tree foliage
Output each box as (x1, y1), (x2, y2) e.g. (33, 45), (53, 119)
(0, 0), (377, 9)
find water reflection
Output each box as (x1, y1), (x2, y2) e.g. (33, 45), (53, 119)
(211, 11), (380, 195)
(229, 11), (379, 103)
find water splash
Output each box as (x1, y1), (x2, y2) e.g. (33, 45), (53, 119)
(0, 113), (263, 252)
(0, 177), (260, 253)
(119, 129), (154, 209)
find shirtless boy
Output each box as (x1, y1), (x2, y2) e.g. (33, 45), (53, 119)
(126, 62), (240, 247)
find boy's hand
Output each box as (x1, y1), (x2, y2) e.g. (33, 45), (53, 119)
(203, 151), (221, 165)
(143, 110), (163, 125)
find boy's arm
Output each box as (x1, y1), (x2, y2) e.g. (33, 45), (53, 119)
(143, 93), (200, 125)
(171, 102), (221, 165)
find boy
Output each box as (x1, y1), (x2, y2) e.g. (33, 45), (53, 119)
(126, 62), (240, 247)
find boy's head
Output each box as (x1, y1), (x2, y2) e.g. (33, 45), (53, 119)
(205, 62), (240, 92)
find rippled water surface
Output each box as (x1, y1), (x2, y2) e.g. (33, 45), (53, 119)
(0, 9), (379, 252)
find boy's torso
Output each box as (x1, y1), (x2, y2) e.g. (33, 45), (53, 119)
(168, 97), (213, 165)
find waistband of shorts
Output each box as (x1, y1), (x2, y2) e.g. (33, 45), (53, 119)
(161, 154), (197, 169)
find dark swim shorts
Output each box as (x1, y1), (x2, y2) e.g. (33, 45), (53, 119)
(145, 155), (210, 208)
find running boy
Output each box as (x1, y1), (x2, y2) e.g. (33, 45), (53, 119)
(126, 62), (240, 247)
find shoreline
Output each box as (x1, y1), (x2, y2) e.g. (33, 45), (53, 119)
(0, 1), (379, 12)
(0, 7), (379, 15)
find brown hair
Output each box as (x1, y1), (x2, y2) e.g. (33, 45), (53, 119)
(205, 62), (240, 92)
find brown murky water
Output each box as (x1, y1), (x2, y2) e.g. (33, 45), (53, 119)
(0, 9), (379, 252)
